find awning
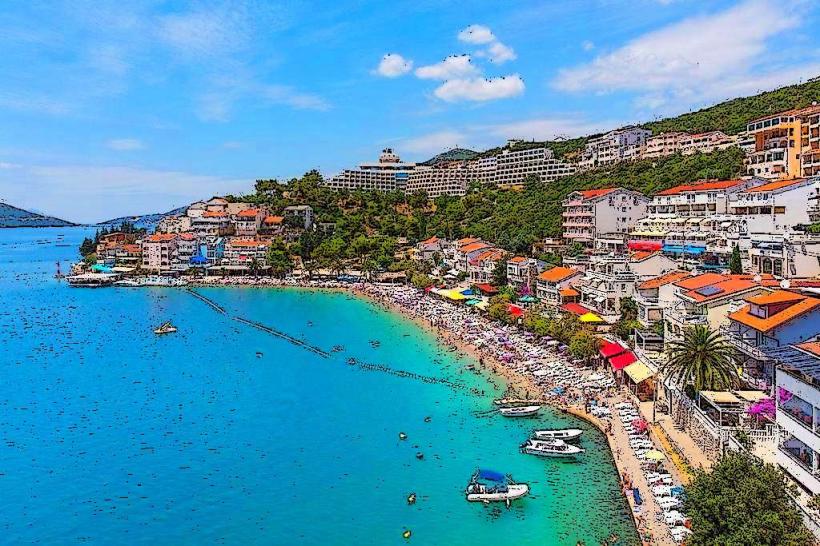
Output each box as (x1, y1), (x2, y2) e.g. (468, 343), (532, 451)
(465, 299), (482, 306)
(507, 304), (524, 317)
(559, 287), (579, 298)
(624, 362), (654, 383)
(699, 391), (742, 405)
(662, 244), (685, 253)
(475, 283), (499, 295)
(439, 289), (467, 301)
(579, 312), (604, 323)
(628, 240), (663, 251)
(475, 301), (489, 311)
(734, 390), (768, 403)
(562, 302), (591, 316)
(599, 341), (627, 358)
(609, 351), (638, 370)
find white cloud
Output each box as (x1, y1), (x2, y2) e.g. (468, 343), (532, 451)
(415, 55), (479, 80)
(458, 24), (516, 65)
(434, 75), (525, 102)
(457, 24), (495, 45)
(0, 164), (250, 223)
(258, 84), (330, 111)
(375, 53), (413, 77)
(399, 130), (468, 155)
(581, 40), (595, 52)
(157, 9), (248, 58)
(106, 138), (144, 151)
(553, 0), (804, 109)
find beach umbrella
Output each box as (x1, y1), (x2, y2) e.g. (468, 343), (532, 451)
(644, 450), (665, 461)
(631, 418), (648, 432)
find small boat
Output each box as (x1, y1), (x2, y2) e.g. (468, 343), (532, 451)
(520, 438), (585, 458)
(465, 469), (529, 504)
(154, 321), (178, 335)
(499, 405), (541, 417)
(533, 428), (583, 442)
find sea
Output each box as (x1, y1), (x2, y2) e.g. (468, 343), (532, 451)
(0, 227), (639, 545)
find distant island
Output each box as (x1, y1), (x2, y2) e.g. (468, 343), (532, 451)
(0, 202), (75, 228)
(97, 206), (187, 231)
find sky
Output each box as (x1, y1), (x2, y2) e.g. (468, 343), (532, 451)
(1, 0), (819, 223)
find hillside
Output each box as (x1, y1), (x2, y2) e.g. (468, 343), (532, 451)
(97, 206), (187, 231)
(0, 202), (75, 228)
(420, 148), (478, 165)
(642, 78), (820, 135)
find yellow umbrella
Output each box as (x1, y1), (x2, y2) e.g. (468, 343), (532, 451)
(644, 450), (665, 461)
(579, 312), (604, 323)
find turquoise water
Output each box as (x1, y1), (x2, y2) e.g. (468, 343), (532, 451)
(0, 228), (638, 545)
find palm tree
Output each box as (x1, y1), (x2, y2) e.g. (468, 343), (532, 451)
(661, 325), (739, 391)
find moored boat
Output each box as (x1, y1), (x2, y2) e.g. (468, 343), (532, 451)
(465, 469), (529, 504)
(520, 438), (585, 458)
(154, 321), (178, 335)
(499, 405), (541, 417)
(532, 428), (583, 442)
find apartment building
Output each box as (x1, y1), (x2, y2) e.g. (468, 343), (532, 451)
(729, 177), (819, 233)
(679, 131), (735, 155)
(467, 248), (505, 284)
(748, 234), (820, 278)
(233, 208), (264, 237)
(283, 205), (314, 230)
(223, 239), (271, 266)
(141, 233), (178, 271)
(414, 236), (443, 263)
(562, 188), (649, 246)
(191, 210), (232, 237)
(634, 270), (692, 339)
(326, 149), (417, 192)
(156, 215), (192, 233)
(507, 256), (545, 293)
(535, 266), (583, 306)
(574, 255), (638, 318)
(646, 179), (761, 218)
(775, 342), (820, 494)
(174, 233), (199, 269)
(725, 290), (820, 391)
(405, 163), (470, 198)
(644, 132), (688, 159)
(798, 105), (820, 178)
(579, 127), (652, 169)
(490, 147), (576, 186)
(746, 110), (803, 179)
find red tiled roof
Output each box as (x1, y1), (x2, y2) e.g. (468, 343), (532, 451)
(456, 237), (480, 246)
(579, 188), (617, 199)
(639, 270), (691, 290)
(202, 211), (228, 218)
(796, 342), (820, 358)
(744, 178), (806, 193)
(656, 180), (743, 196)
(746, 291), (806, 306)
(674, 273), (726, 290)
(122, 244), (141, 253)
(145, 233), (177, 242)
(237, 208), (260, 218)
(684, 279), (759, 302)
(509, 256), (528, 263)
(228, 239), (269, 248)
(474, 249), (504, 264)
(538, 266), (579, 283)
(263, 215), (284, 225)
(729, 294), (820, 332)
(179, 233), (196, 240)
(559, 287), (580, 297)
(460, 242), (491, 253)
(420, 236), (439, 245)
(631, 250), (657, 262)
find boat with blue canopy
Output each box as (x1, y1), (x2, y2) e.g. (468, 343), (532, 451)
(465, 469), (529, 504)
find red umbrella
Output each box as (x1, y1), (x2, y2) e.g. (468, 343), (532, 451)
(631, 418), (648, 432)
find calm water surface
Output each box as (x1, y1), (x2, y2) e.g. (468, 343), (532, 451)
(0, 227), (638, 545)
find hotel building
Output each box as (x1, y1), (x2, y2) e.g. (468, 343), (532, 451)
(141, 233), (178, 272)
(579, 127), (652, 170)
(326, 149), (417, 192)
(489, 147), (575, 186)
(728, 177), (819, 234)
(562, 188), (649, 246)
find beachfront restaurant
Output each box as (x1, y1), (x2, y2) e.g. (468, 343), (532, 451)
(697, 391), (744, 428)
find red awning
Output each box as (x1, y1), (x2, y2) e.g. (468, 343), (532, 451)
(599, 341), (627, 358)
(475, 283), (499, 295)
(609, 351), (638, 370)
(562, 302), (591, 316)
(628, 241), (663, 251)
(507, 304), (524, 317)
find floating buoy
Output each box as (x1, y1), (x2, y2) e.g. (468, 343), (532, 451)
(407, 493), (416, 505)
(399, 432), (407, 440)
(415, 452), (424, 460)
(423, 416), (431, 423)
(402, 530), (411, 539)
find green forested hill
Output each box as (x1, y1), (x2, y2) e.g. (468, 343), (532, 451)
(642, 78), (820, 135)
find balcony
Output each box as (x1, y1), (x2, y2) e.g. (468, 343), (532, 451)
(720, 327), (771, 361)
(667, 308), (708, 326)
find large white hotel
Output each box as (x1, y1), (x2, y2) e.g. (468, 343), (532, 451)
(324, 144), (576, 197)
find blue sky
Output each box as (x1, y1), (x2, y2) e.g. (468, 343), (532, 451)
(1, 0), (819, 223)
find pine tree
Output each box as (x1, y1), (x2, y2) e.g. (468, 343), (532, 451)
(730, 244), (743, 274)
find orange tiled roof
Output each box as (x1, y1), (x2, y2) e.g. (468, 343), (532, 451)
(639, 270), (691, 290)
(684, 278), (758, 302)
(744, 178), (806, 193)
(263, 215), (284, 225)
(509, 256), (528, 263)
(674, 272), (726, 290)
(538, 266), (578, 283)
(179, 233), (196, 240)
(729, 295), (820, 332)
(631, 250), (657, 262)
(229, 239), (269, 248)
(145, 233), (177, 242)
(796, 341), (820, 358)
(237, 208), (260, 218)
(122, 244), (141, 253)
(475, 249), (504, 263)
(559, 287), (580, 297)
(420, 236), (439, 245)
(202, 211), (228, 218)
(460, 242), (491, 253)
(578, 188), (617, 199)
(746, 291), (806, 306)
(656, 180), (743, 196)
(456, 237), (479, 246)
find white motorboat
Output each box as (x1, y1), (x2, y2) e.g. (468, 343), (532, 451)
(499, 405), (541, 417)
(465, 469), (529, 504)
(520, 438), (585, 458)
(154, 321), (178, 335)
(533, 428), (583, 442)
